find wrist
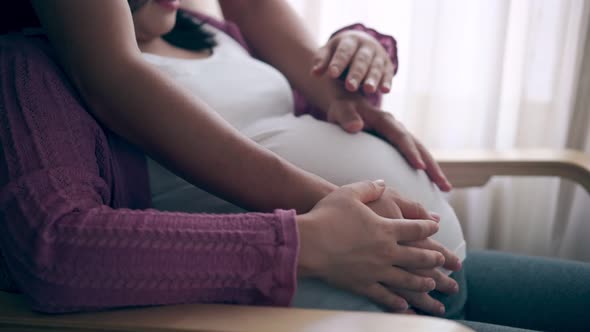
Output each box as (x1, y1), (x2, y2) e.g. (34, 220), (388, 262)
(296, 170), (337, 213)
(295, 212), (319, 278)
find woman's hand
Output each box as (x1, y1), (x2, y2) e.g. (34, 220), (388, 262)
(326, 96), (452, 192)
(369, 188), (462, 272)
(394, 238), (463, 316)
(368, 187), (462, 316)
(312, 30), (396, 94)
(296, 180), (444, 311)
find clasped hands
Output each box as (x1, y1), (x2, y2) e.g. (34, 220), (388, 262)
(298, 181), (461, 316)
(299, 30), (461, 315)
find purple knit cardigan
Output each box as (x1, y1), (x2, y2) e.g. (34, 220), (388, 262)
(0, 10), (397, 313)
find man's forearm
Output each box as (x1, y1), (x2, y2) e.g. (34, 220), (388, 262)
(219, 0), (346, 113)
(89, 60), (335, 213)
(31, 1), (335, 214)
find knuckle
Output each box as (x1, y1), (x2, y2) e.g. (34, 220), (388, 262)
(378, 111), (395, 121)
(349, 70), (363, 80)
(414, 202), (426, 214)
(355, 52), (370, 63)
(401, 273), (415, 286)
(368, 67), (382, 78)
(415, 222), (430, 238)
(339, 186), (356, 199)
(363, 179), (377, 191)
(333, 53), (349, 64)
(403, 222), (420, 238)
(371, 58), (385, 70)
(352, 61), (369, 71)
(417, 251), (432, 265)
(409, 276), (428, 291)
(430, 241), (445, 253)
(381, 243), (397, 260)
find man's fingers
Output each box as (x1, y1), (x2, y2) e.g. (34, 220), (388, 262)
(404, 239), (462, 272)
(380, 266), (436, 292)
(370, 112), (426, 169)
(361, 283), (409, 311)
(340, 180), (386, 204)
(395, 290), (446, 316)
(345, 45), (375, 92)
(327, 103), (364, 133)
(393, 197), (432, 221)
(392, 246), (445, 270)
(311, 45), (334, 75)
(328, 38), (359, 78)
(380, 62), (396, 93)
(416, 142), (453, 192)
(408, 267), (459, 295)
(390, 129), (425, 170)
(363, 56), (385, 94)
(391, 219), (439, 242)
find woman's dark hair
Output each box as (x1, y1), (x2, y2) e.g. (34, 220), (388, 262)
(128, 0), (216, 52)
(163, 10), (217, 51)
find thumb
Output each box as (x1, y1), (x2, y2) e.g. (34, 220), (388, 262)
(327, 104), (365, 133)
(343, 180), (386, 204)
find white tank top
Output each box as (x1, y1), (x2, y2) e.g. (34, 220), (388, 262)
(141, 24), (294, 136)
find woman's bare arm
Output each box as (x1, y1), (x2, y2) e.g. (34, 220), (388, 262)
(31, 0), (335, 213)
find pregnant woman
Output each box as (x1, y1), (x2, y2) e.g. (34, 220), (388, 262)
(1, 1), (589, 332)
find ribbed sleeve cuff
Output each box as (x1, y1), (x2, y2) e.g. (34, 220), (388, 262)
(270, 209), (299, 306)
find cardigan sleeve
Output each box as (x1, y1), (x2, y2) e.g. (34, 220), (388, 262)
(0, 35), (299, 313)
(293, 23), (398, 119)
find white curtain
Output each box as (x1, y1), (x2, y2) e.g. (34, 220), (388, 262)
(286, 0), (590, 261)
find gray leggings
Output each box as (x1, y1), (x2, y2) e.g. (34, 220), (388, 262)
(292, 250), (590, 332)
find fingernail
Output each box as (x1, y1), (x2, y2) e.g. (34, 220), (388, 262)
(452, 282), (459, 293)
(383, 81), (392, 91)
(374, 179), (386, 187)
(329, 65), (340, 76)
(427, 278), (436, 291)
(365, 79), (376, 90)
(349, 78), (359, 89)
(429, 212), (440, 222)
(439, 304), (446, 315)
(396, 299), (409, 311)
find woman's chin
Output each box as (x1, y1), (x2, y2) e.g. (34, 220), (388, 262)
(154, 0), (181, 11)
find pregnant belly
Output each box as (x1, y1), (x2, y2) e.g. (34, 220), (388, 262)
(247, 114), (467, 269)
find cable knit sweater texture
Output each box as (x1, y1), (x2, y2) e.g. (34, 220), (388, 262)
(0, 10), (396, 313)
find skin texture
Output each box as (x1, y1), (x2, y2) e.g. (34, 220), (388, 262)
(30, 0), (459, 315)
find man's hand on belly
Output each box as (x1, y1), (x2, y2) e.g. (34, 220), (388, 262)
(324, 95), (453, 192)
